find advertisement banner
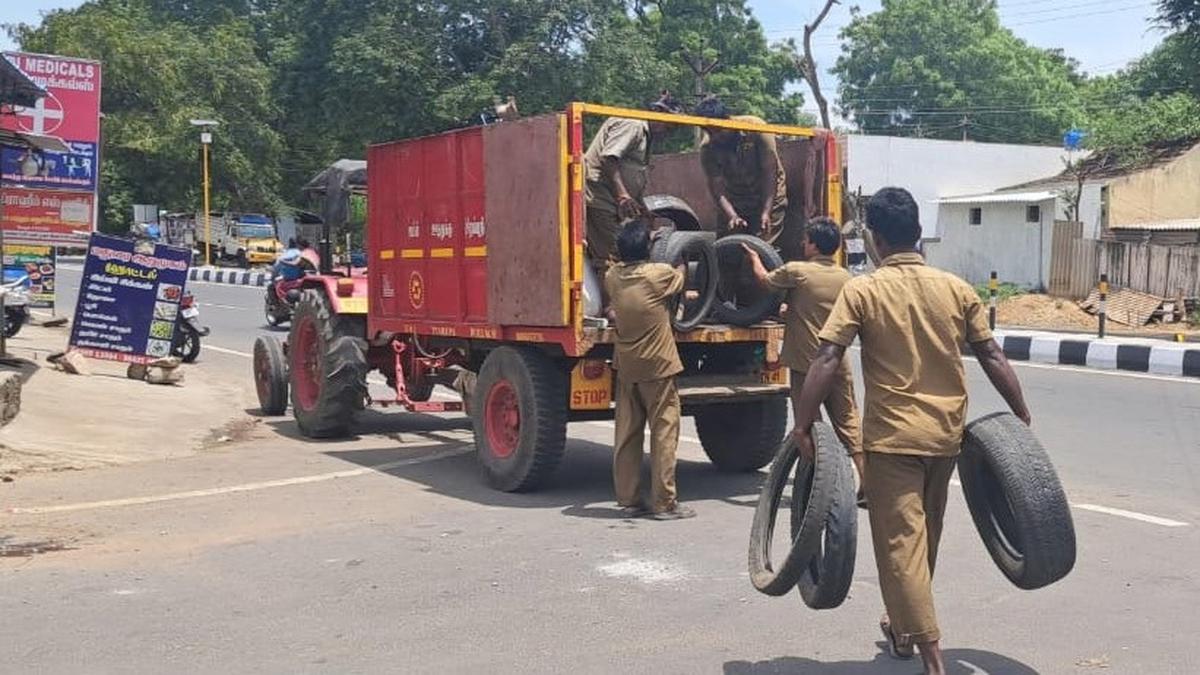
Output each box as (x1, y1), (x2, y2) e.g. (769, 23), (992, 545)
(0, 187), (93, 245)
(2, 244), (56, 310)
(69, 233), (191, 364)
(1, 141), (97, 191)
(2, 51), (102, 243)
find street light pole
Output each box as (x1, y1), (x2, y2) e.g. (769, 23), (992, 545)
(201, 131), (212, 267)
(189, 119), (219, 267)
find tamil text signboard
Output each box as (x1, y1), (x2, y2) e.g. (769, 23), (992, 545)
(1, 51), (102, 246)
(69, 233), (190, 364)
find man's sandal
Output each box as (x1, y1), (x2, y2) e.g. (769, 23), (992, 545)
(879, 617), (915, 659)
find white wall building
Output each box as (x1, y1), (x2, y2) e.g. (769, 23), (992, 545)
(844, 135), (1079, 239)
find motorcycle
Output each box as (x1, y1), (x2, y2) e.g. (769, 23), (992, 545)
(172, 291), (209, 363)
(1, 275), (31, 339)
(264, 274), (300, 327)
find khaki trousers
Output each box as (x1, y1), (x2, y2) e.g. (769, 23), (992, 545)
(613, 376), (681, 512)
(864, 452), (957, 644)
(790, 364), (862, 455)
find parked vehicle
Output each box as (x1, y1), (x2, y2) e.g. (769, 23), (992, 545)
(191, 213), (284, 268)
(1, 275), (30, 339)
(254, 104), (842, 493)
(172, 291), (208, 363)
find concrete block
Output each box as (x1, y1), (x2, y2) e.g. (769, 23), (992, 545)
(127, 363), (148, 380)
(145, 366), (184, 385)
(0, 371), (21, 426)
(57, 350), (92, 376)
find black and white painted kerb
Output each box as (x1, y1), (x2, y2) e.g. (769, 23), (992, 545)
(187, 267), (271, 287)
(993, 330), (1200, 379)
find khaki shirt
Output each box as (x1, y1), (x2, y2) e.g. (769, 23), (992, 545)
(700, 115), (788, 234)
(818, 253), (992, 456)
(765, 255), (850, 372)
(584, 118), (650, 215)
(605, 262), (684, 383)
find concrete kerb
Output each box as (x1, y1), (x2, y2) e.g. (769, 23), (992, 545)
(188, 267), (271, 287)
(993, 329), (1200, 379)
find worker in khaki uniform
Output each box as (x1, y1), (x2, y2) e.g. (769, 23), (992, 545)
(584, 92), (684, 273)
(604, 219), (695, 521)
(791, 188), (1030, 675)
(694, 96), (788, 243)
(742, 217), (865, 501)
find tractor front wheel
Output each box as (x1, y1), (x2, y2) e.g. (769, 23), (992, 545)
(288, 288), (368, 438)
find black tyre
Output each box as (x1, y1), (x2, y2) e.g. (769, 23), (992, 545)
(264, 290), (289, 327)
(712, 234), (784, 326)
(793, 423), (858, 609)
(650, 229), (718, 331)
(172, 324), (202, 363)
(959, 412), (1076, 590)
(694, 397), (787, 472)
(253, 335), (289, 415)
(3, 310), (26, 338)
(748, 423), (841, 596)
(645, 194), (702, 231)
(472, 346), (568, 492)
(288, 288), (368, 438)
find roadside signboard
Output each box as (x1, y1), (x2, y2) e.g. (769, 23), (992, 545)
(1, 51), (102, 245)
(0, 187), (93, 245)
(69, 233), (190, 364)
(2, 244), (56, 310)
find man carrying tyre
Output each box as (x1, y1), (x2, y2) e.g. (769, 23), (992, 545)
(741, 217), (865, 502)
(693, 95), (788, 243)
(604, 219), (695, 521)
(791, 187), (1030, 675)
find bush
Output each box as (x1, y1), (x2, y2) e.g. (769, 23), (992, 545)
(975, 282), (1026, 303)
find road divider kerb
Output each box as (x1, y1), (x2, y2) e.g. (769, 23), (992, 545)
(994, 329), (1200, 379)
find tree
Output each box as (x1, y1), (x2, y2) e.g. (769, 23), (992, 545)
(1157, 0), (1200, 33)
(792, 0), (839, 129)
(11, 1), (283, 232)
(833, 0), (1083, 144)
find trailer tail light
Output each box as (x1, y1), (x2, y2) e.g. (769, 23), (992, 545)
(336, 278), (355, 297)
(581, 359), (606, 380)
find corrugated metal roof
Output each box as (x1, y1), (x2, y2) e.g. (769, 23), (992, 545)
(1108, 219), (1200, 232)
(934, 190), (1058, 205)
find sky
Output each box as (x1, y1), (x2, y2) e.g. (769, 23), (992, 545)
(1, 0), (1168, 119)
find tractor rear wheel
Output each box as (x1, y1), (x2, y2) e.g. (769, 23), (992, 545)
(472, 347), (568, 492)
(288, 288), (368, 438)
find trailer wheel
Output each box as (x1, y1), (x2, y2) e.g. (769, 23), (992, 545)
(694, 397), (787, 472)
(253, 335), (289, 415)
(288, 288), (368, 438)
(472, 347), (568, 492)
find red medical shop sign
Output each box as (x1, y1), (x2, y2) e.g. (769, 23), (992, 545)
(2, 52), (101, 143)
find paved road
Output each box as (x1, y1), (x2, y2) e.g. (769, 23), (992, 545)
(10, 268), (1197, 673)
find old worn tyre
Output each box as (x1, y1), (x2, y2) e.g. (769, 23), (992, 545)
(959, 412), (1076, 590)
(794, 423), (858, 609)
(748, 424), (841, 596)
(288, 288), (368, 438)
(253, 335), (289, 415)
(472, 346), (568, 492)
(645, 194), (702, 231)
(651, 229), (718, 331)
(694, 397), (787, 472)
(712, 234), (784, 326)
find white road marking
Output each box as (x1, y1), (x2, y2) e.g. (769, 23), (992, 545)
(1072, 504), (1190, 528)
(585, 420), (701, 444)
(949, 478), (1188, 527)
(8, 446), (473, 515)
(205, 344), (253, 358)
(200, 302), (249, 311)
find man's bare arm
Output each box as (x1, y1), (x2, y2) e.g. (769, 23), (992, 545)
(707, 175), (743, 227)
(792, 342), (847, 460)
(601, 157), (637, 216)
(742, 244), (769, 286)
(970, 339), (1032, 425)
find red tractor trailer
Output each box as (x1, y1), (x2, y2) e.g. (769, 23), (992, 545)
(253, 103), (842, 492)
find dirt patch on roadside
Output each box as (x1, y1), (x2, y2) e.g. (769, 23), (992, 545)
(997, 294), (1200, 337)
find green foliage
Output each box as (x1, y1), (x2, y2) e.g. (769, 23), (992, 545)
(10, 0), (806, 228)
(1157, 0), (1200, 33)
(974, 282), (1025, 303)
(1085, 93), (1200, 158)
(833, 0), (1083, 144)
(11, 0), (282, 233)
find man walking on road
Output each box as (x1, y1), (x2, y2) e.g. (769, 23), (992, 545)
(694, 95), (788, 243)
(605, 219), (695, 521)
(584, 91), (684, 274)
(742, 217), (865, 501)
(791, 188), (1030, 674)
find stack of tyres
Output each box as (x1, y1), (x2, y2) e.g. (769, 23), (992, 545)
(649, 228), (718, 332)
(747, 422), (858, 609)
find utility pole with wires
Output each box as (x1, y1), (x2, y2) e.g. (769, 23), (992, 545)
(681, 50), (719, 145)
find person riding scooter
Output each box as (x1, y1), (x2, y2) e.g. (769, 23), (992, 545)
(265, 247), (317, 326)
